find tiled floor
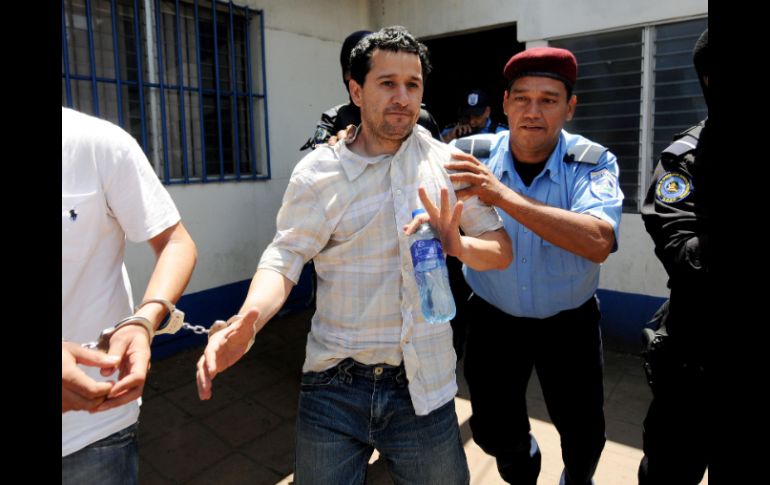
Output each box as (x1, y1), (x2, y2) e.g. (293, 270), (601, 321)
(137, 308), (707, 484)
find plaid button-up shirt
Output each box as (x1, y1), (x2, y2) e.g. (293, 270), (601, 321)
(259, 125), (503, 415)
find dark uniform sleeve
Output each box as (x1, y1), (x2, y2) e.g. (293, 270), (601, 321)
(299, 107), (339, 151)
(640, 129), (705, 283)
(417, 107), (442, 141)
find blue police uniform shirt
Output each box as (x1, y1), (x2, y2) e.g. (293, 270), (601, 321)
(452, 130), (623, 319)
(441, 117), (506, 139)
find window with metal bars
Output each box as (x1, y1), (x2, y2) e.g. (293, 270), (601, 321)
(62, 0), (270, 184)
(551, 17), (707, 213)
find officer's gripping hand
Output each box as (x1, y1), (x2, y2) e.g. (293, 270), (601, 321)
(327, 124), (357, 145)
(445, 152), (508, 207)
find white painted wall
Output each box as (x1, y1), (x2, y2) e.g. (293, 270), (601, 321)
(600, 214), (669, 298)
(374, 0), (706, 41)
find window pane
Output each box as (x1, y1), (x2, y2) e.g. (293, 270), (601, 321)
(553, 27), (643, 212)
(63, 0), (269, 184)
(64, 0), (91, 77)
(91, 0), (116, 79)
(651, 18), (708, 181)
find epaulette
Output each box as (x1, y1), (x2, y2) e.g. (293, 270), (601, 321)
(455, 136), (493, 160)
(662, 124), (703, 158)
(563, 142), (607, 165)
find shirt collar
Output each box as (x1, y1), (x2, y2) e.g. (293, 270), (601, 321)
(499, 130), (566, 184)
(338, 125), (393, 182)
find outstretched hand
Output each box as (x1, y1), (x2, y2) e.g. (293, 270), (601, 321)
(196, 307), (260, 400)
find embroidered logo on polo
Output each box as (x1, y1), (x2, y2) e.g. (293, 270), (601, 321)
(589, 168), (617, 199)
(656, 172), (691, 203)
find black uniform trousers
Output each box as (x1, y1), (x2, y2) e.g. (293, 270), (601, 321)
(463, 294), (606, 485)
(638, 349), (708, 485)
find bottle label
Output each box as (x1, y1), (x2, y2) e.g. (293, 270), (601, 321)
(410, 238), (444, 264)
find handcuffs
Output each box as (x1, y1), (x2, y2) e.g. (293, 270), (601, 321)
(81, 298), (255, 353)
(82, 298), (186, 352)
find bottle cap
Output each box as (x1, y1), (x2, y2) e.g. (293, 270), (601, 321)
(411, 208), (426, 218)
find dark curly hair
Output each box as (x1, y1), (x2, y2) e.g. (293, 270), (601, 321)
(349, 26), (432, 87)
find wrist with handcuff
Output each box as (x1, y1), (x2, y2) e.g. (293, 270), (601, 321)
(208, 314), (256, 353)
(83, 297), (185, 352)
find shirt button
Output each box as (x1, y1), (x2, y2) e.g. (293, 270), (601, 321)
(521, 258), (527, 263)
(523, 229), (528, 233)
(522, 286), (527, 291)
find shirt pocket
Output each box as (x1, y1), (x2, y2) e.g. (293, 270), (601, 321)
(62, 191), (101, 261)
(541, 238), (582, 276)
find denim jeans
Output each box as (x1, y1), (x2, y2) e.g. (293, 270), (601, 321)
(62, 423), (138, 485)
(294, 358), (470, 485)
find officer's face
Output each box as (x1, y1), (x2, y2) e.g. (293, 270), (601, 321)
(467, 107), (491, 129)
(349, 49), (423, 144)
(503, 76), (576, 163)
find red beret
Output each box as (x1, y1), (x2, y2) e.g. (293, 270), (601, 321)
(503, 47), (577, 88)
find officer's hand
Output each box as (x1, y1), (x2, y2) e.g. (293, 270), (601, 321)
(445, 152), (508, 207)
(328, 124), (357, 145)
(403, 186), (464, 259)
(62, 341), (120, 413)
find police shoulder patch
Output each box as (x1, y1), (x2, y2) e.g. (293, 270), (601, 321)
(589, 168), (617, 199)
(655, 172), (691, 203)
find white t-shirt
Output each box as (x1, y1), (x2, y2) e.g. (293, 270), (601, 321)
(62, 107), (180, 457)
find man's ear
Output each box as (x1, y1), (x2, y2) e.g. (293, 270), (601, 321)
(566, 94), (577, 121)
(350, 79), (364, 108)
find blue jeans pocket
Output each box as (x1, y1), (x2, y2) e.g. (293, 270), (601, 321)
(300, 367), (340, 389)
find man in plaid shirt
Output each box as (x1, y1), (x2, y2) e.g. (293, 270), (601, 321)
(196, 26), (512, 485)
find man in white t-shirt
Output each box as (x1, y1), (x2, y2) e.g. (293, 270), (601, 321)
(62, 107), (197, 484)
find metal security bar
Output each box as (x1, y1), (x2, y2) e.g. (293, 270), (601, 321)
(61, 0), (270, 184)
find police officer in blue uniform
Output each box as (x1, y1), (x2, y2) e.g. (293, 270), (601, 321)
(300, 30), (441, 150)
(446, 47), (623, 485)
(441, 89), (507, 143)
(637, 29), (709, 485)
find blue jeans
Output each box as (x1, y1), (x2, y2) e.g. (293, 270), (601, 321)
(62, 423), (138, 485)
(294, 358), (470, 485)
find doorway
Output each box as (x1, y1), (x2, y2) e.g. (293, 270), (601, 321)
(421, 24), (525, 133)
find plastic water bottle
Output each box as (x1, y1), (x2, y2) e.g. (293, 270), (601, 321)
(409, 209), (456, 324)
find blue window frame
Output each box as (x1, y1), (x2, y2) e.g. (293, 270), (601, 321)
(62, 0), (271, 184)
